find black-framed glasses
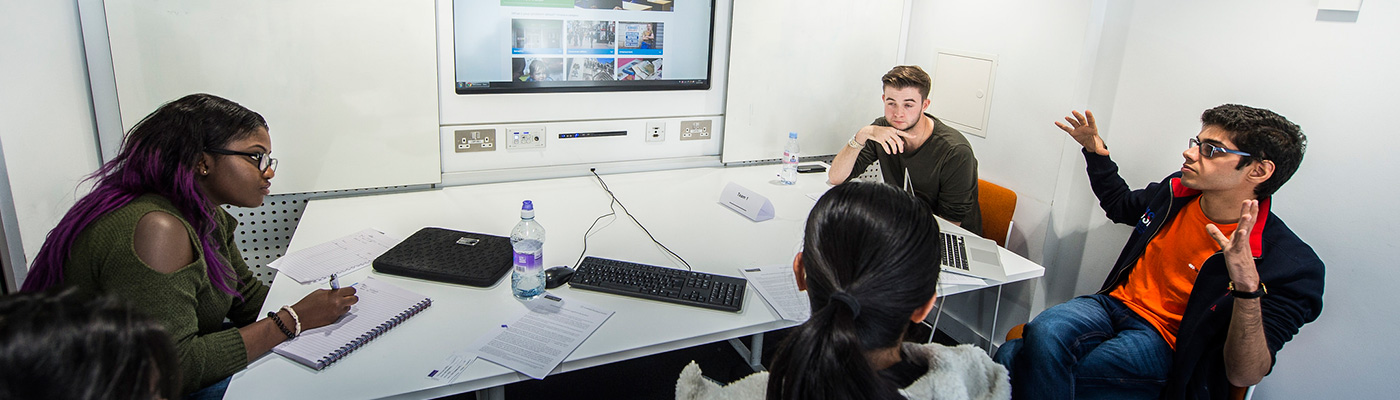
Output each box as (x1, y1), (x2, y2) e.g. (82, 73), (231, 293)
(1188, 138), (1252, 159)
(205, 148), (277, 173)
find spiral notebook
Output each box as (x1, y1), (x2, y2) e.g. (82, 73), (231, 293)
(272, 277), (431, 370)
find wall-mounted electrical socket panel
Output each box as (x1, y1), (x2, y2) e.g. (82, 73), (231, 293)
(645, 121), (666, 142)
(680, 119), (712, 141)
(453, 129), (496, 153)
(507, 126), (546, 149)
(440, 117), (724, 179)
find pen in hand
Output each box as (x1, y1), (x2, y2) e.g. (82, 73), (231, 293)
(330, 274), (340, 290)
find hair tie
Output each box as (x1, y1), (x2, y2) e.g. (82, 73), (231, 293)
(830, 292), (862, 319)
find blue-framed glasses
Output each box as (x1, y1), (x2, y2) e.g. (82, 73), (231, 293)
(1189, 138), (1252, 159)
(205, 148), (277, 173)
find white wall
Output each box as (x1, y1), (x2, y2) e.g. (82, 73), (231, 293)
(905, 0), (1103, 336)
(93, 0), (442, 195)
(722, 0), (902, 164)
(0, 0), (102, 277)
(1091, 1), (1400, 397)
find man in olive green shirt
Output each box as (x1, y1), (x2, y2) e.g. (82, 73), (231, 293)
(828, 65), (982, 235)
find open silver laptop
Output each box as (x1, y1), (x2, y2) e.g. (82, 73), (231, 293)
(936, 219), (1006, 282)
(902, 168), (1006, 281)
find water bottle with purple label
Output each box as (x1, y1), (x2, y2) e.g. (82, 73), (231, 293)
(779, 131), (800, 185)
(510, 200), (547, 299)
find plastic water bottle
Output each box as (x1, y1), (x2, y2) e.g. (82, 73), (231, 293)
(779, 131), (800, 185)
(510, 200), (546, 299)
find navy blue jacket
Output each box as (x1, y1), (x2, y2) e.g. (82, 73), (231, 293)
(1085, 151), (1324, 400)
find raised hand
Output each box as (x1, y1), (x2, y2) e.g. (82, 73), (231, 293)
(291, 287), (359, 329)
(1056, 110), (1109, 155)
(1207, 200), (1261, 289)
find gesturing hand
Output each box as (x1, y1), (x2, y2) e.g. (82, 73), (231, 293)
(1056, 110), (1109, 156)
(291, 287), (359, 329)
(1207, 200), (1261, 290)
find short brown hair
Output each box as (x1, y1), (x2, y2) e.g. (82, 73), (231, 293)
(881, 65), (931, 100)
(1200, 104), (1306, 198)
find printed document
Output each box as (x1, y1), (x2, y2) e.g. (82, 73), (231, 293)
(427, 350), (476, 383)
(475, 294), (614, 379)
(739, 265), (811, 322)
(269, 229), (399, 284)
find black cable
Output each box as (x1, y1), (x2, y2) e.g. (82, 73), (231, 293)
(575, 168), (693, 271)
(572, 210), (615, 270)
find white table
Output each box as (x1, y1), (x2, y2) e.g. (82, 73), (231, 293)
(225, 165), (1043, 399)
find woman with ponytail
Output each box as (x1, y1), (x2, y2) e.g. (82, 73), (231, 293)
(676, 182), (1009, 400)
(21, 94), (358, 398)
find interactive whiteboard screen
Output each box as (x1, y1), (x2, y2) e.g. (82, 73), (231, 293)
(452, 0), (716, 94)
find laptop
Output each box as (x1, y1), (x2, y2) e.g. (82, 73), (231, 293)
(900, 167), (1006, 281)
(936, 218), (1007, 282)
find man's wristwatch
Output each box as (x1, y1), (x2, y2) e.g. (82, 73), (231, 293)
(847, 137), (865, 149)
(1229, 282), (1267, 299)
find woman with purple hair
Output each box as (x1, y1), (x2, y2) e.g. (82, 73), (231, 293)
(20, 93), (358, 398)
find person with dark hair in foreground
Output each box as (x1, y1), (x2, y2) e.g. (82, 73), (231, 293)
(0, 289), (180, 400)
(995, 105), (1324, 400)
(20, 93), (358, 398)
(676, 182), (1009, 400)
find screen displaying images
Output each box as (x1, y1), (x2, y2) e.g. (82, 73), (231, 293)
(617, 58), (661, 80)
(569, 57), (616, 80)
(454, 0), (713, 94)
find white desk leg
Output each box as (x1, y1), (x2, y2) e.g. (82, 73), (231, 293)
(727, 333), (765, 372)
(988, 285), (1003, 355)
(929, 295), (946, 335)
(476, 386), (505, 400)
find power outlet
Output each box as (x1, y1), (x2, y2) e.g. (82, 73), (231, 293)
(453, 129), (495, 153)
(645, 121), (666, 142)
(506, 126), (546, 149)
(680, 119), (712, 141)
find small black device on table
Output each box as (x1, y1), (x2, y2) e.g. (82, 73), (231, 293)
(569, 256), (748, 312)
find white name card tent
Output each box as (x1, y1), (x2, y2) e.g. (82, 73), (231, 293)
(719, 182), (775, 222)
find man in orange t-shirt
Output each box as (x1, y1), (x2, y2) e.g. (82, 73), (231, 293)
(995, 105), (1325, 400)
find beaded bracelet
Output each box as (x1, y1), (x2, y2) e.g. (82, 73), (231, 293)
(267, 311), (295, 339)
(281, 305), (302, 336)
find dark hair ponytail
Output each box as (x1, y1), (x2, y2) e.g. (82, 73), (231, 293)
(0, 288), (181, 400)
(767, 182), (942, 400)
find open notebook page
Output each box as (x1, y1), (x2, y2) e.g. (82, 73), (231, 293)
(272, 277), (431, 370)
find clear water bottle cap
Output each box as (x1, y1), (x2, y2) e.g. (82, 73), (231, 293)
(788, 132), (798, 139)
(521, 200), (534, 211)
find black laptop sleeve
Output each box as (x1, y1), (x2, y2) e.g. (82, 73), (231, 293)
(372, 227), (513, 287)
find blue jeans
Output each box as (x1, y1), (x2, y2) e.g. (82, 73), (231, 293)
(994, 294), (1172, 400)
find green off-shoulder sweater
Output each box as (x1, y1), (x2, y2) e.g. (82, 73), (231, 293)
(63, 194), (269, 395)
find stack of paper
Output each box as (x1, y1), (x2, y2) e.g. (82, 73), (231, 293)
(739, 265), (811, 322)
(472, 295), (615, 380)
(269, 229), (399, 283)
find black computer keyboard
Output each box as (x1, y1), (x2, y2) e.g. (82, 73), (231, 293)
(941, 232), (970, 272)
(569, 256), (747, 312)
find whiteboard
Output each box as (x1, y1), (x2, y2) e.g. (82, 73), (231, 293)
(93, 0), (441, 194)
(721, 0), (904, 163)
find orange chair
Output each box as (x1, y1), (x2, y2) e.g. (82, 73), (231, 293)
(978, 179), (1017, 247)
